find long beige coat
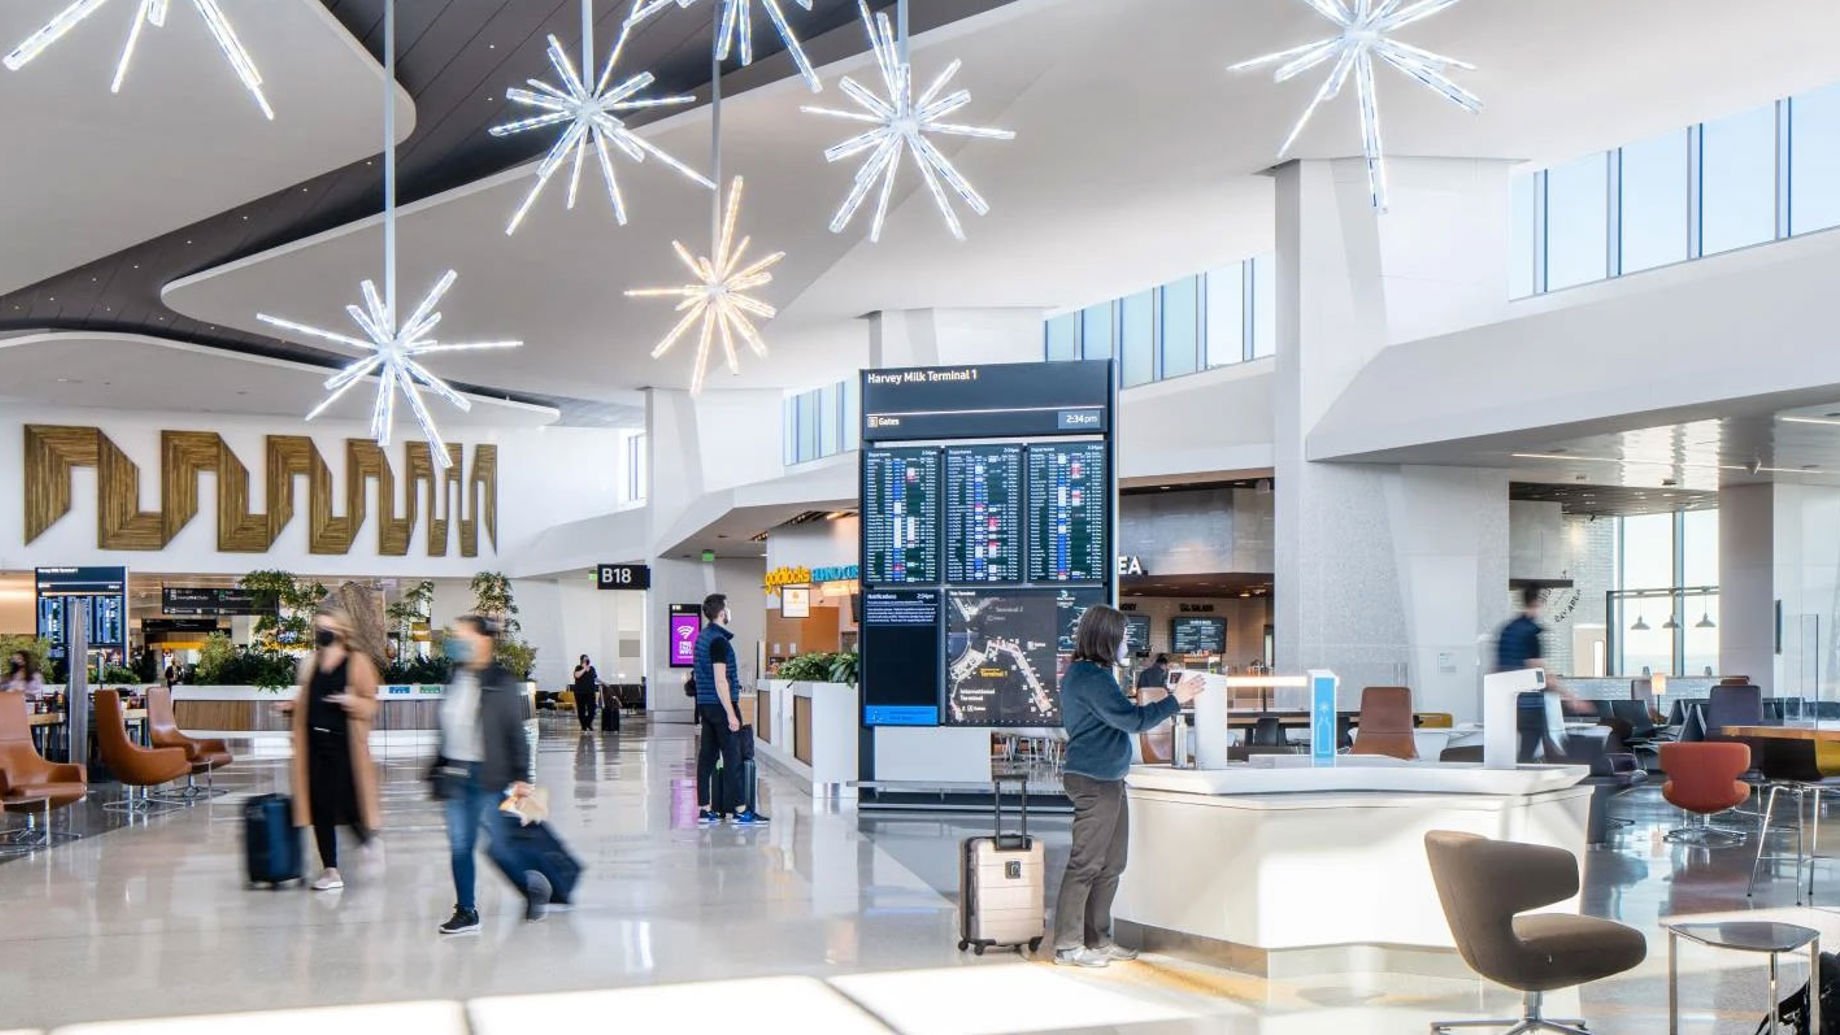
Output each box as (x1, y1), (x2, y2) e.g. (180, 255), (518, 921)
(288, 650), (382, 832)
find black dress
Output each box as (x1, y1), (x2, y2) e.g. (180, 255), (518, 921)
(307, 658), (362, 832)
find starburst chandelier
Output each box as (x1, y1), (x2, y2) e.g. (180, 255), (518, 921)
(626, 176), (783, 395)
(626, 0), (820, 92)
(254, 0), (518, 467)
(1231, 0), (1480, 210)
(489, 0), (713, 235)
(804, 0), (1014, 242)
(4, 0), (274, 119)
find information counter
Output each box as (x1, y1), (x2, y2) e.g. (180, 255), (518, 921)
(1113, 757), (1591, 977)
(753, 679), (859, 798)
(173, 684), (450, 733)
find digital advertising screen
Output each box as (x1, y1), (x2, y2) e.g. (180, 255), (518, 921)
(860, 589), (943, 726)
(1027, 442), (1107, 582)
(668, 605), (703, 668)
(862, 447), (940, 585)
(944, 444), (1023, 584)
(945, 588), (1073, 727)
(1170, 616), (1227, 655)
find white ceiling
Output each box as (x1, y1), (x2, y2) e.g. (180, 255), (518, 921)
(155, 0), (1840, 402)
(0, 331), (557, 427)
(0, 0), (413, 297)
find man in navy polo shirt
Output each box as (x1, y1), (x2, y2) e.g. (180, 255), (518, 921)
(693, 593), (766, 826)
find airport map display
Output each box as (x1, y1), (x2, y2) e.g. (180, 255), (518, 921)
(944, 444), (1023, 583)
(858, 361), (1115, 731)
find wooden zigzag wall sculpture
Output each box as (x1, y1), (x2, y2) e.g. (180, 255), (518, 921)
(23, 425), (498, 557)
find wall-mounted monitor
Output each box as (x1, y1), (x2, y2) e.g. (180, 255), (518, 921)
(1124, 614), (1153, 657)
(1027, 442), (1108, 583)
(1170, 616), (1227, 655)
(861, 447), (941, 585)
(667, 604), (703, 668)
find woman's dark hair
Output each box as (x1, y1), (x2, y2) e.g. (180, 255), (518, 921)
(9, 652), (31, 676)
(457, 614), (500, 639)
(1153, 653), (1169, 665)
(1073, 604), (1127, 667)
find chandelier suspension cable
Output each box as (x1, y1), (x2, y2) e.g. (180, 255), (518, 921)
(383, 0), (397, 319)
(897, 0), (908, 62)
(710, 9), (722, 247)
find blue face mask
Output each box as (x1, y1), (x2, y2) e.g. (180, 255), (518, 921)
(443, 638), (472, 664)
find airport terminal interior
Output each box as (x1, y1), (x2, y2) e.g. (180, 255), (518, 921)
(9, 1), (1840, 1032)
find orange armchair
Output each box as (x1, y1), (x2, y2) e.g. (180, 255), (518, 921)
(147, 687), (232, 800)
(0, 693), (87, 852)
(1660, 741), (1752, 847)
(96, 690), (191, 817)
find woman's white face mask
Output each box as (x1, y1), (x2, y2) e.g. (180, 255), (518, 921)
(1116, 638), (1129, 665)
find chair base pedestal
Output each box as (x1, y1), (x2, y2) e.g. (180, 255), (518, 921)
(1665, 825), (1746, 847)
(0, 799), (81, 856)
(1432, 992), (1589, 1034)
(150, 770), (226, 805)
(103, 785), (186, 818)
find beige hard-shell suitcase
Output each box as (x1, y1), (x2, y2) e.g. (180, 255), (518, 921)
(958, 774), (1045, 955)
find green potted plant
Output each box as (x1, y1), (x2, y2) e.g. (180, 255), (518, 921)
(239, 569), (329, 652)
(470, 572), (537, 681)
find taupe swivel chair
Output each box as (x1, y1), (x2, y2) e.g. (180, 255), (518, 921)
(1425, 831), (1646, 1034)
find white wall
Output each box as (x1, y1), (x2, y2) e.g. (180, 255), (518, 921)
(0, 403), (622, 578)
(1774, 483), (1840, 701)
(764, 515), (859, 572)
(1117, 362), (1274, 482)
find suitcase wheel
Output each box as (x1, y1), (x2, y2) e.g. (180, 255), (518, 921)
(973, 944), (986, 956)
(1028, 937), (1042, 953)
(957, 940), (969, 952)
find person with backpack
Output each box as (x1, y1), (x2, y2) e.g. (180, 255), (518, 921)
(433, 615), (551, 934)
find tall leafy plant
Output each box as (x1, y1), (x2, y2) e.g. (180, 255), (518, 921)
(239, 570), (329, 651)
(470, 572), (536, 680)
(385, 579), (435, 641)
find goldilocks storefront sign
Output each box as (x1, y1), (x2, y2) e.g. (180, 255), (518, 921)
(763, 564), (859, 592)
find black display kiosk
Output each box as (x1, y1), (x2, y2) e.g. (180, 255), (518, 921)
(856, 360), (1117, 805)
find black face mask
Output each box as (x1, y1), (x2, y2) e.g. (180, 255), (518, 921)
(314, 628), (338, 648)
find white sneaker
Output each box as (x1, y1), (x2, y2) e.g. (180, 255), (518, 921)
(311, 869), (344, 891)
(1052, 947), (1110, 968)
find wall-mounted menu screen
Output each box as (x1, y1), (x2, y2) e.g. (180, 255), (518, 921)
(1124, 614), (1153, 657)
(945, 588), (1098, 727)
(862, 447), (940, 585)
(860, 589), (942, 726)
(1027, 442), (1107, 582)
(944, 444), (1024, 583)
(1170, 616), (1227, 655)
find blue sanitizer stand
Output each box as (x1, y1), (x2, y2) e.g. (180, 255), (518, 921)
(1308, 669), (1339, 767)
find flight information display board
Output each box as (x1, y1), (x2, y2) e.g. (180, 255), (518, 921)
(1170, 616), (1227, 655)
(1027, 442), (1108, 583)
(946, 589), (1064, 727)
(862, 447), (940, 585)
(944, 444), (1023, 583)
(860, 590), (943, 726)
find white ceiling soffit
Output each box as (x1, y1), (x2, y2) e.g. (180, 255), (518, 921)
(0, 331), (557, 427)
(0, 0), (414, 297)
(162, 0), (1840, 401)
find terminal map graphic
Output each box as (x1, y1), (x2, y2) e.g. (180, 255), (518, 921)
(944, 445), (1023, 583)
(1027, 442), (1107, 582)
(946, 589), (1074, 726)
(862, 447), (940, 584)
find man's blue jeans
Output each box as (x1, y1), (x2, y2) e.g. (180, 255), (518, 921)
(443, 763), (533, 912)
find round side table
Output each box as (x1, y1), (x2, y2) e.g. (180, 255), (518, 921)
(1666, 920), (1820, 1034)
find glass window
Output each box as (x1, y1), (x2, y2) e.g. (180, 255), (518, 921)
(1509, 172), (1536, 298)
(1045, 313), (1079, 361)
(1204, 264), (1244, 367)
(1250, 254), (1276, 357)
(819, 382), (841, 458)
(1619, 130), (1690, 274)
(1159, 276), (1200, 378)
(797, 390), (819, 463)
(782, 398), (796, 466)
(1079, 303), (1114, 358)
(842, 379), (861, 452)
(1682, 508), (1719, 586)
(1791, 83), (1840, 235)
(1545, 152), (1609, 290)
(1119, 291), (1155, 387)
(1700, 103), (1778, 255)
(1620, 512), (1675, 590)
(1682, 592), (1720, 677)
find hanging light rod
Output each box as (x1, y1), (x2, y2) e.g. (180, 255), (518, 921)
(5, 0), (274, 119)
(627, 0), (822, 92)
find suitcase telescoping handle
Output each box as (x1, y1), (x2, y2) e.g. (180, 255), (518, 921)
(992, 773), (1028, 848)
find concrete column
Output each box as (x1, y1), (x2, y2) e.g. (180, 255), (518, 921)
(867, 307), (1045, 368)
(1272, 158), (1515, 721)
(1720, 483), (1774, 691)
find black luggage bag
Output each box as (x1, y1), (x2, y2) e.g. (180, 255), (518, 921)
(244, 793), (303, 888)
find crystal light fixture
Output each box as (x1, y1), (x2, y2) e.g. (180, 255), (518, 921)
(804, 0), (1015, 242)
(488, 0), (713, 235)
(626, 0), (820, 92)
(5, 0), (274, 119)
(255, 0), (517, 467)
(1231, 0), (1480, 210)
(626, 176), (783, 395)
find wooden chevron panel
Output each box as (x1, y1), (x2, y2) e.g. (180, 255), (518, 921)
(22, 425), (497, 557)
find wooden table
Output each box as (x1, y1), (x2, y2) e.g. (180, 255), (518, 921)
(1722, 726), (1840, 741)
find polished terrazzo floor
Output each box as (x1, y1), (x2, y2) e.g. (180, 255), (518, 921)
(3, 716), (1839, 1033)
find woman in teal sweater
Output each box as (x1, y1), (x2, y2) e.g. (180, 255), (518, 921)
(1052, 604), (1203, 968)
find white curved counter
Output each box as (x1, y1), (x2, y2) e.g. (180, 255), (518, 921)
(1114, 759), (1593, 976)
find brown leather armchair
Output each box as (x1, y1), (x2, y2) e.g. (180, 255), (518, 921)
(96, 690), (191, 816)
(0, 693), (87, 852)
(1349, 686), (1417, 760)
(147, 687), (232, 800)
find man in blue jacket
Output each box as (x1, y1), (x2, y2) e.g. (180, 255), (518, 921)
(693, 594), (766, 826)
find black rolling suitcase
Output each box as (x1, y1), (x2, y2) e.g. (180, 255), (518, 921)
(244, 793), (303, 888)
(601, 688), (620, 733)
(712, 757), (758, 815)
(514, 821), (584, 902)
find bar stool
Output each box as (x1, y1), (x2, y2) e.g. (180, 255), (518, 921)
(1747, 736), (1833, 904)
